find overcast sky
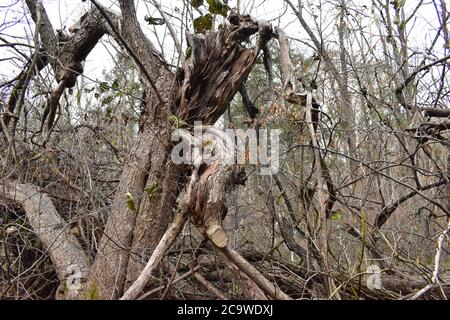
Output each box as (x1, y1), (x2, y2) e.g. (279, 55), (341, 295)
(0, 0), (445, 84)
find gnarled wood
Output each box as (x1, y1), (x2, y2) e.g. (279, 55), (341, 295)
(177, 15), (270, 124)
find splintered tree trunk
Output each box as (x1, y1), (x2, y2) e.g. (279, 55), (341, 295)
(121, 14), (272, 296)
(92, 9), (278, 299)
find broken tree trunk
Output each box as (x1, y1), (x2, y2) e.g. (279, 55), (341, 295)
(123, 12), (274, 296)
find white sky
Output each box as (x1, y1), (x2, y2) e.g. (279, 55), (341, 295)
(0, 0), (445, 84)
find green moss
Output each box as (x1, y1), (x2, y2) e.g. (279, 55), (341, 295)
(86, 283), (100, 300)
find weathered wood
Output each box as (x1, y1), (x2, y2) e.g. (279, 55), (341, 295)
(177, 16), (269, 124)
(1, 182), (90, 299)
